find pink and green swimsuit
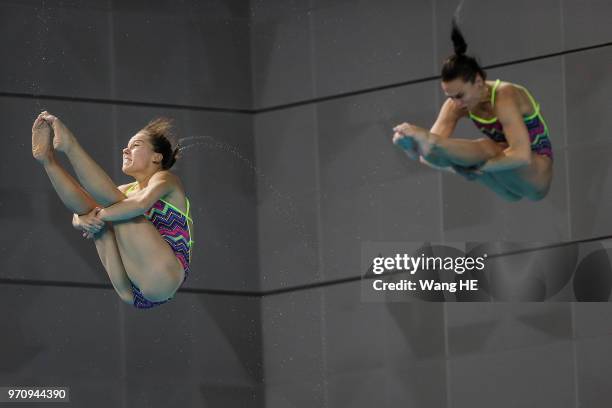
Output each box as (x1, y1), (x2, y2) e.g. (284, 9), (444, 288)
(125, 182), (194, 309)
(469, 79), (553, 160)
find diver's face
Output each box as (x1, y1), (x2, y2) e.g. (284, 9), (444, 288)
(122, 132), (160, 175)
(441, 76), (484, 110)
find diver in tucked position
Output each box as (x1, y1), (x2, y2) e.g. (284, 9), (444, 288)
(393, 20), (553, 201)
(32, 112), (193, 309)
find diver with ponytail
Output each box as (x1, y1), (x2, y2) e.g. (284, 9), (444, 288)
(392, 19), (553, 201)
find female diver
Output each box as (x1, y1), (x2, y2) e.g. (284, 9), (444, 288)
(32, 112), (193, 309)
(392, 20), (553, 201)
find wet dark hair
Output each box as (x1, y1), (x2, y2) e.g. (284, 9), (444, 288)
(441, 18), (486, 83)
(141, 117), (180, 170)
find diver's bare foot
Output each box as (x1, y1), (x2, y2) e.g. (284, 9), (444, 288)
(411, 131), (435, 157)
(41, 111), (77, 154)
(392, 132), (420, 160)
(393, 122), (434, 156)
(32, 113), (54, 164)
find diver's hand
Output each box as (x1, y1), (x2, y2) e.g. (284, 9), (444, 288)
(72, 208), (105, 234)
(393, 122), (429, 139)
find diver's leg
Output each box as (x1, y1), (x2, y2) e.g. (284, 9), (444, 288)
(33, 114), (97, 214)
(33, 115), (135, 303)
(474, 172), (523, 202)
(426, 137), (504, 167)
(429, 136), (552, 200)
(93, 225), (135, 305)
(42, 159), (100, 214)
(492, 154), (553, 201)
(112, 218), (185, 302)
(416, 133), (553, 200)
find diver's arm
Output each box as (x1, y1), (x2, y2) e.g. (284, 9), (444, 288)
(421, 98), (466, 166)
(480, 87), (532, 172)
(96, 172), (175, 222)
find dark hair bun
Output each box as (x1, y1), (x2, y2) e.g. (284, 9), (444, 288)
(441, 18), (486, 83)
(451, 18), (467, 56)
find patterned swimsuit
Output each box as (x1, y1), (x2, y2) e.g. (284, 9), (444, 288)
(125, 182), (193, 309)
(469, 79), (553, 160)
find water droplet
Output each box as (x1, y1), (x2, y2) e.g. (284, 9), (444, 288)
(179, 136), (317, 266)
